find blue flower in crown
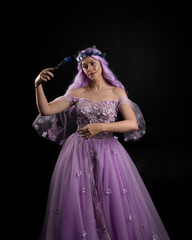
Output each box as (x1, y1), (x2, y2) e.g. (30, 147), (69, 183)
(75, 45), (106, 62)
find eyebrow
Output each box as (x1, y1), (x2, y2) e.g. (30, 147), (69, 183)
(82, 59), (96, 65)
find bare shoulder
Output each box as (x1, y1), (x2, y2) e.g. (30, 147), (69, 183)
(112, 87), (127, 99)
(68, 88), (86, 97)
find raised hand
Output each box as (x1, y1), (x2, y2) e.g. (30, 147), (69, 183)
(35, 68), (54, 87)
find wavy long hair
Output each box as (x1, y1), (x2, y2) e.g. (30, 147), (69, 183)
(66, 47), (125, 91)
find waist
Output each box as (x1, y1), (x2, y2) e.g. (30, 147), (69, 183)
(91, 132), (113, 139)
(75, 131), (114, 139)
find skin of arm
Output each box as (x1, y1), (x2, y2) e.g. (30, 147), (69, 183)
(77, 88), (138, 139)
(35, 69), (72, 115)
(102, 103), (138, 132)
(35, 85), (72, 115)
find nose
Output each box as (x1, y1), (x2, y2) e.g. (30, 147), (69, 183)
(87, 64), (93, 72)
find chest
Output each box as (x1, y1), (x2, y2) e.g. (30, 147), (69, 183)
(75, 99), (119, 123)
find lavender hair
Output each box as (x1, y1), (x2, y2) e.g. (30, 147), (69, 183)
(66, 47), (125, 92)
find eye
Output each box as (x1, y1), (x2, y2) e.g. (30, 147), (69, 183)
(82, 64), (88, 69)
(91, 61), (96, 66)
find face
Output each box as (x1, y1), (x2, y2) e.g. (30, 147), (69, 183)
(81, 57), (103, 80)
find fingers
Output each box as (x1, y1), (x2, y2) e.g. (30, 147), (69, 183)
(42, 69), (54, 78)
(77, 128), (89, 134)
(40, 69), (54, 82)
(45, 67), (55, 71)
(77, 127), (92, 139)
(41, 73), (50, 81)
(44, 68), (55, 77)
(35, 67), (55, 87)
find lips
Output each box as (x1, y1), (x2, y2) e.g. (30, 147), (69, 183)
(89, 72), (96, 76)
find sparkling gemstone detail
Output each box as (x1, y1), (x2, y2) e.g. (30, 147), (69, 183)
(105, 189), (112, 195)
(82, 188), (87, 194)
(81, 231), (87, 237)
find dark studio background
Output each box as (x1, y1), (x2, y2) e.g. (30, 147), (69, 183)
(1, 4), (191, 240)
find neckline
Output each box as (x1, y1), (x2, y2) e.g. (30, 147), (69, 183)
(78, 97), (119, 103)
(67, 92), (126, 103)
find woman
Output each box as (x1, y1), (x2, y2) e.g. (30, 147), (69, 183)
(33, 46), (170, 239)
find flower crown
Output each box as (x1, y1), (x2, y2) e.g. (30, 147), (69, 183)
(75, 45), (106, 62)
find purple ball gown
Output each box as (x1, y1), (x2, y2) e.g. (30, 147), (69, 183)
(33, 92), (170, 240)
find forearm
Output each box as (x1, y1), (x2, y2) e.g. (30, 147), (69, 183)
(101, 120), (138, 133)
(35, 85), (50, 115)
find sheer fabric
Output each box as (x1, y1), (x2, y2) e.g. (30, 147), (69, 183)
(118, 95), (146, 141)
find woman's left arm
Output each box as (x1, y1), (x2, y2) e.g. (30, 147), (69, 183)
(77, 104), (138, 139)
(102, 103), (138, 133)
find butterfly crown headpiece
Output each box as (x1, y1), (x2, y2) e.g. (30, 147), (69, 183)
(75, 45), (106, 62)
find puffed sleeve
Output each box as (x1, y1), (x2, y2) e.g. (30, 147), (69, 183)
(32, 92), (77, 145)
(118, 94), (146, 141)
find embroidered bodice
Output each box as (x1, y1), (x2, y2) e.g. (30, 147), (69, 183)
(75, 98), (118, 127)
(72, 97), (119, 138)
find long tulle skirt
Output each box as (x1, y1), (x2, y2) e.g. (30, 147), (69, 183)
(39, 133), (170, 240)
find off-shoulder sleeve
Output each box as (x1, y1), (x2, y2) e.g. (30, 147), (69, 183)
(118, 94), (130, 106)
(53, 92), (76, 105)
(32, 92), (77, 145)
(118, 94), (146, 141)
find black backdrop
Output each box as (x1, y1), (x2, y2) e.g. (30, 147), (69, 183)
(1, 4), (191, 240)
